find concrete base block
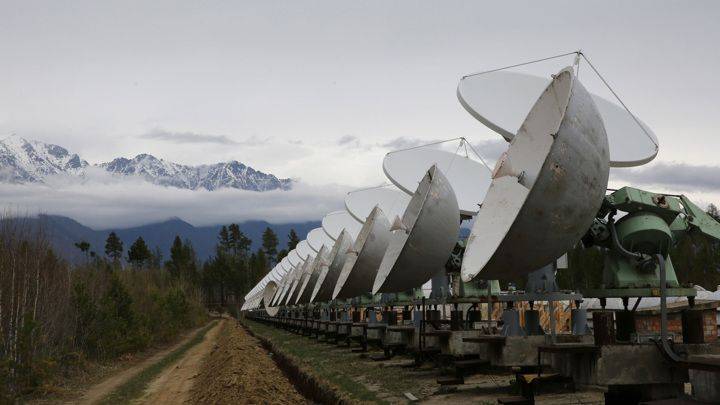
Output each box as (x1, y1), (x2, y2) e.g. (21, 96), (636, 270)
(350, 325), (365, 338)
(337, 323), (351, 335)
(488, 335), (546, 367)
(385, 326), (414, 347)
(440, 330), (488, 358)
(367, 326), (386, 342)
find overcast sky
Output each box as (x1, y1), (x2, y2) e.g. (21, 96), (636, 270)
(1, 1), (719, 226)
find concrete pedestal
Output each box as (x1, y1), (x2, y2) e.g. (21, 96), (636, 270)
(440, 330), (488, 358)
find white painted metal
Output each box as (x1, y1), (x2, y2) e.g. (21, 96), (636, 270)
(457, 70), (658, 167)
(333, 206), (392, 299)
(307, 227), (334, 252)
(322, 211), (362, 240)
(295, 240), (315, 263)
(296, 246), (329, 304)
(382, 148), (491, 217)
(312, 229), (354, 302)
(287, 249), (302, 267)
(344, 186), (411, 224)
(373, 165), (460, 293)
(462, 67), (609, 281)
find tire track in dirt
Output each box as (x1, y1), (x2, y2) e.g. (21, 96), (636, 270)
(75, 320), (223, 405)
(134, 319), (225, 404)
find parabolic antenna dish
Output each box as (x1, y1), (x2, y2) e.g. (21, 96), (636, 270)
(345, 186), (411, 224)
(295, 240), (315, 263)
(457, 70), (658, 167)
(373, 165), (460, 294)
(311, 229), (354, 302)
(279, 257), (292, 273)
(296, 246), (329, 304)
(307, 227), (334, 252)
(383, 148), (491, 217)
(461, 67), (609, 282)
(271, 258), (293, 306)
(271, 275), (288, 306)
(287, 258), (314, 305)
(262, 280), (280, 316)
(275, 269), (298, 306)
(322, 211), (362, 240)
(281, 257), (308, 306)
(287, 249), (302, 268)
(333, 206), (392, 299)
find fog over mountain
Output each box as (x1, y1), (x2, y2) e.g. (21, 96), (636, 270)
(0, 135), (346, 228)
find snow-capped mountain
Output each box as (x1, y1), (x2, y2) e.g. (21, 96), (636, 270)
(0, 136), (292, 191)
(0, 136), (89, 183)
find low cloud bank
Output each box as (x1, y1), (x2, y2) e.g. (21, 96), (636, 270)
(611, 162), (720, 193)
(0, 169), (348, 229)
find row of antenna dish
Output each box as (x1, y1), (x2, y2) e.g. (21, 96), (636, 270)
(243, 58), (659, 313)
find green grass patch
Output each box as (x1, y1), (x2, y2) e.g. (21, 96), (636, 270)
(244, 320), (437, 403)
(101, 320), (217, 404)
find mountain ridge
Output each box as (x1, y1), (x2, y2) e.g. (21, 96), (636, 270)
(31, 214), (318, 264)
(0, 135), (292, 191)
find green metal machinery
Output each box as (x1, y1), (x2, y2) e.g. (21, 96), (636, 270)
(582, 186), (720, 299)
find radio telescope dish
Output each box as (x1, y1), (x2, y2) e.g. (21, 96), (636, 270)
(278, 270), (297, 306)
(322, 211), (362, 240)
(288, 256), (315, 305)
(284, 241), (315, 305)
(271, 275), (288, 306)
(333, 206), (392, 299)
(345, 186), (411, 223)
(276, 269), (299, 306)
(271, 258), (293, 306)
(287, 249), (302, 268)
(282, 244), (314, 306)
(296, 246), (329, 304)
(461, 67), (609, 282)
(262, 280), (280, 316)
(311, 229), (354, 302)
(284, 258), (310, 305)
(383, 148), (491, 216)
(295, 240), (314, 261)
(270, 259), (293, 306)
(373, 165), (460, 293)
(307, 227), (334, 252)
(457, 70), (658, 167)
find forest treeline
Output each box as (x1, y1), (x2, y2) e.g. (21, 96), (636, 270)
(0, 215), (297, 401)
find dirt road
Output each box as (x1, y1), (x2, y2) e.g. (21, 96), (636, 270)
(76, 318), (304, 405)
(76, 321), (220, 404)
(135, 320), (225, 403)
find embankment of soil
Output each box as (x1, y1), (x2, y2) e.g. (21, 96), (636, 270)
(189, 320), (307, 404)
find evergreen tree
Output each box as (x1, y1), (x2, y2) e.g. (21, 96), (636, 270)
(262, 227), (279, 265)
(255, 248), (268, 282)
(228, 223), (251, 258)
(105, 232), (123, 263)
(287, 229), (300, 250)
(74, 240), (91, 261)
(127, 237), (152, 268)
(218, 225), (231, 253)
(166, 236), (198, 280)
